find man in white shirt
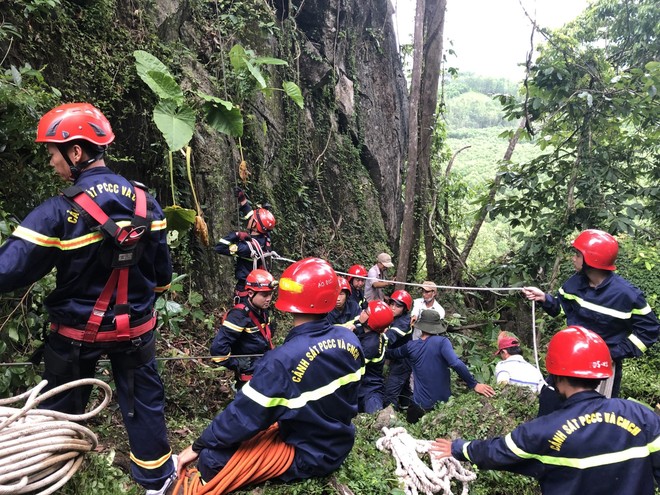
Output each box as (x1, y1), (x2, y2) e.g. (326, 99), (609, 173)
(411, 281), (445, 339)
(494, 335), (544, 393)
(364, 252), (395, 302)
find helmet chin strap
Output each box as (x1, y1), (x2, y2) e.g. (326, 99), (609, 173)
(57, 144), (104, 181)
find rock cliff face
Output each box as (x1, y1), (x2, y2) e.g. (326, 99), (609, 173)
(0, 0), (408, 302)
(155, 0), (409, 299)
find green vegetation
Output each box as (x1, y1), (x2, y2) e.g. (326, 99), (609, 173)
(0, 0), (659, 493)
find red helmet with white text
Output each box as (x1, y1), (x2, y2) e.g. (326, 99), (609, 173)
(571, 229), (618, 271)
(347, 264), (367, 283)
(366, 300), (394, 333)
(545, 326), (612, 379)
(389, 290), (412, 311)
(245, 269), (277, 292)
(275, 258), (339, 314)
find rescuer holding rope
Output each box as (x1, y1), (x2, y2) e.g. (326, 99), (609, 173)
(214, 187), (275, 302)
(523, 229), (659, 410)
(432, 326), (660, 494)
(0, 103), (176, 494)
(176, 258), (365, 488)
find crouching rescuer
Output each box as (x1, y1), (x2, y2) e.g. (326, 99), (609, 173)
(0, 103), (176, 494)
(210, 269), (277, 390)
(176, 257), (365, 493)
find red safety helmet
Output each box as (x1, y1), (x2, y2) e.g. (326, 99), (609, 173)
(389, 290), (412, 311)
(347, 264), (367, 283)
(366, 300), (394, 333)
(245, 269), (277, 292)
(251, 208), (276, 234)
(36, 103), (115, 146)
(275, 258), (339, 314)
(545, 326), (612, 379)
(337, 277), (352, 294)
(571, 229), (618, 271)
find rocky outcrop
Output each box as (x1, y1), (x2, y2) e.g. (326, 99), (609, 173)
(157, 0), (409, 300)
(0, 0), (408, 303)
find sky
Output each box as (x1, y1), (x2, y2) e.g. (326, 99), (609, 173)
(391, 0), (590, 80)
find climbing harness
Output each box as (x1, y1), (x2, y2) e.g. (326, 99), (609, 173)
(376, 426), (476, 495)
(173, 423), (294, 495)
(0, 378), (112, 495)
(59, 182), (152, 343)
(245, 237), (278, 273)
(232, 303), (274, 350)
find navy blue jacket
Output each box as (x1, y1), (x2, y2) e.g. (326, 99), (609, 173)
(0, 167), (171, 327)
(348, 286), (367, 310)
(326, 298), (361, 327)
(357, 330), (387, 402)
(195, 318), (365, 480)
(385, 313), (412, 349)
(210, 301), (272, 375)
(387, 335), (477, 410)
(214, 232), (271, 292)
(541, 272), (659, 360)
(452, 390), (660, 495)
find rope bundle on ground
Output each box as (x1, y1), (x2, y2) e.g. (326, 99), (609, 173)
(376, 426), (476, 495)
(173, 423), (294, 495)
(0, 378), (112, 495)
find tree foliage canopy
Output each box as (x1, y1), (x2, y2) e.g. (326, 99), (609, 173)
(491, 0), (659, 286)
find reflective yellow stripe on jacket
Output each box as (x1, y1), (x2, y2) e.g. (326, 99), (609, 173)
(504, 433), (657, 469)
(13, 219), (167, 251)
(242, 366), (365, 410)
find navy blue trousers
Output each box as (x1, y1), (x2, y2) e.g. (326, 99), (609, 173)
(41, 331), (175, 490)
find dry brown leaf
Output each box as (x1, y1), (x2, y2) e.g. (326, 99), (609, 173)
(238, 160), (251, 184)
(194, 215), (209, 246)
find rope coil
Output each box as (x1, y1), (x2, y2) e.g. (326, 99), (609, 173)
(0, 379), (112, 495)
(376, 426), (476, 495)
(174, 423), (294, 495)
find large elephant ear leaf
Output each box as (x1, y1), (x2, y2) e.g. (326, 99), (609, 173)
(198, 93), (244, 137)
(133, 50), (184, 104)
(153, 101), (195, 151)
(283, 81), (304, 108)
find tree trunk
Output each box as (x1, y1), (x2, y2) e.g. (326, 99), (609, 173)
(395, 0), (426, 287)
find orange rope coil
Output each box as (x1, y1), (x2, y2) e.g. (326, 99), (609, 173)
(173, 424), (294, 495)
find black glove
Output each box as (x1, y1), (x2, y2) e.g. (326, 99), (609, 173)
(262, 202), (272, 210)
(235, 187), (246, 203)
(236, 231), (252, 242)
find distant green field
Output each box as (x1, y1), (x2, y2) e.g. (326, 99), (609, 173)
(444, 127), (539, 267)
(447, 127), (538, 185)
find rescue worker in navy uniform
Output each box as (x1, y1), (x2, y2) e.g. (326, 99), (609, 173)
(346, 264), (368, 310)
(386, 309), (495, 424)
(210, 269), (276, 389)
(522, 229), (659, 412)
(176, 258), (365, 483)
(432, 326), (660, 495)
(0, 103), (176, 494)
(214, 187), (275, 301)
(355, 300), (394, 413)
(326, 276), (361, 327)
(383, 289), (413, 410)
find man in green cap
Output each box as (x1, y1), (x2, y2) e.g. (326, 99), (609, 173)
(386, 309), (495, 423)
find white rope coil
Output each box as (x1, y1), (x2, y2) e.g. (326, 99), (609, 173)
(376, 427), (476, 495)
(0, 379), (112, 495)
